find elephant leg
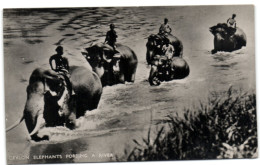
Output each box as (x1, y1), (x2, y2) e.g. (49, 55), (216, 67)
(65, 96), (77, 129)
(65, 111), (77, 129)
(118, 72), (125, 83)
(91, 93), (102, 110)
(130, 72), (136, 83)
(211, 49), (217, 54)
(127, 65), (137, 83)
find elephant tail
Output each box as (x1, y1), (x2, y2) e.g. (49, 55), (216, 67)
(6, 115), (24, 132)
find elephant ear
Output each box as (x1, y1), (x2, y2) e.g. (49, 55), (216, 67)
(102, 44), (115, 60)
(84, 45), (101, 60)
(42, 70), (63, 94)
(209, 26), (215, 34)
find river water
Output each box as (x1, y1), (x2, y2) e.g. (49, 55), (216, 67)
(4, 6), (255, 164)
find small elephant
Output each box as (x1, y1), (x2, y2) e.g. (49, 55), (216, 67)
(6, 66), (102, 141)
(146, 33), (183, 65)
(209, 23), (247, 53)
(149, 56), (190, 86)
(82, 43), (138, 86)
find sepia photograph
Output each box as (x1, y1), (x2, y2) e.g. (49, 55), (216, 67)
(2, 2), (257, 165)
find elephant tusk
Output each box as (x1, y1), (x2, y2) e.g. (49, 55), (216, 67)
(58, 110), (64, 117)
(48, 90), (58, 96)
(29, 114), (46, 136)
(57, 87), (69, 107)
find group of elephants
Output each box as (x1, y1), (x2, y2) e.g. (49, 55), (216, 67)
(6, 22), (247, 141)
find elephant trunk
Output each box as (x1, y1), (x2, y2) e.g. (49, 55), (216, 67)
(24, 82), (46, 135)
(149, 65), (160, 86)
(215, 33), (225, 42)
(57, 86), (70, 117)
(214, 33), (225, 51)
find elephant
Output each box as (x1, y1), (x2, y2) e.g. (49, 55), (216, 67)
(82, 43), (138, 86)
(209, 23), (247, 54)
(148, 56), (190, 86)
(6, 66), (102, 141)
(146, 33), (183, 65)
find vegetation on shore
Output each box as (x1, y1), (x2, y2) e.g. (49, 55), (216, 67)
(119, 88), (257, 161)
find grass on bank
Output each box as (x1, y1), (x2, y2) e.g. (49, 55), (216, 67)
(118, 88), (257, 161)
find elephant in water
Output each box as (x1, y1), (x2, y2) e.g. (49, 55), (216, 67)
(146, 33), (183, 65)
(149, 56), (190, 86)
(82, 43), (138, 86)
(6, 66), (102, 141)
(209, 23), (247, 54)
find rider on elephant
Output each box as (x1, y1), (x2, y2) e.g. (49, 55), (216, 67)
(159, 18), (172, 36)
(162, 38), (175, 60)
(226, 14), (237, 36)
(158, 18), (173, 50)
(49, 46), (73, 95)
(49, 46), (69, 74)
(104, 23), (118, 51)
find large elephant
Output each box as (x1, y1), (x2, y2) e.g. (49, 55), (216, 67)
(146, 33), (183, 65)
(82, 43), (138, 86)
(149, 56), (190, 86)
(209, 23), (247, 54)
(6, 66), (102, 141)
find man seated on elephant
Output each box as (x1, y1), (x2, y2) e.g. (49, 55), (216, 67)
(159, 18), (172, 36)
(49, 46), (69, 74)
(162, 38), (174, 60)
(227, 14), (237, 29)
(226, 14), (237, 36)
(104, 23), (118, 51)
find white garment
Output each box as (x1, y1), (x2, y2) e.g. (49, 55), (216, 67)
(162, 44), (175, 59)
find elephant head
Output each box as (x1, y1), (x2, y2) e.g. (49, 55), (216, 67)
(210, 23), (247, 53)
(7, 66), (103, 141)
(148, 55), (167, 86)
(148, 56), (190, 86)
(82, 43), (122, 86)
(146, 34), (183, 64)
(6, 68), (72, 141)
(146, 34), (164, 64)
(209, 23), (229, 41)
(28, 69), (75, 138)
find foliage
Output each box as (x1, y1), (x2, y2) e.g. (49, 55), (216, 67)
(119, 88), (257, 161)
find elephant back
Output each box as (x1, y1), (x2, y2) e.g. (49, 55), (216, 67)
(116, 44), (138, 66)
(234, 27), (247, 47)
(170, 57), (190, 79)
(157, 33), (183, 57)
